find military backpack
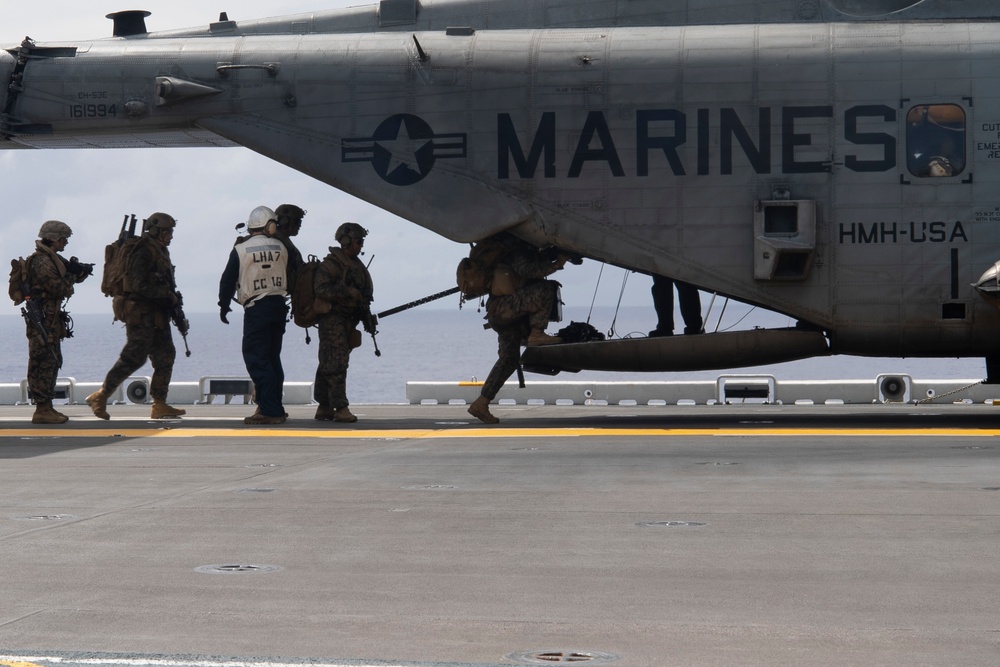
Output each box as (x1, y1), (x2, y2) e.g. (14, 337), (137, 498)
(290, 255), (333, 328)
(8, 256), (31, 306)
(456, 236), (508, 300)
(101, 235), (143, 298)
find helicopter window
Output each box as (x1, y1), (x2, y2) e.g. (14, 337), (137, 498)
(906, 104), (966, 178)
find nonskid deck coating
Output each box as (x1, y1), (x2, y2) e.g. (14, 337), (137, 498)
(2, 403), (999, 666)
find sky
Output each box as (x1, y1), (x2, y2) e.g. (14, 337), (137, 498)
(0, 0), (662, 318)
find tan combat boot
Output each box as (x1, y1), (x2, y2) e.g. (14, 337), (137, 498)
(86, 388), (111, 420)
(32, 401), (69, 425)
(333, 407), (357, 423)
(526, 328), (562, 346)
(151, 399), (186, 419)
(314, 405), (335, 421)
(468, 396), (499, 424)
(244, 412), (286, 425)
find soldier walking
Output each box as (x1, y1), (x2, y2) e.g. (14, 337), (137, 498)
(313, 222), (376, 423)
(22, 221), (93, 424)
(86, 213), (187, 420)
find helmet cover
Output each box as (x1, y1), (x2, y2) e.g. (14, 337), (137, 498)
(38, 220), (73, 241)
(335, 222), (368, 243)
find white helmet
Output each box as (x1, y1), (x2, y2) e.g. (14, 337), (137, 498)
(247, 206), (276, 231)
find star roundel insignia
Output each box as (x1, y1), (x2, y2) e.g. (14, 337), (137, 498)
(342, 113), (467, 186)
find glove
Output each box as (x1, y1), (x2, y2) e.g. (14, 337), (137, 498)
(220, 307), (230, 324)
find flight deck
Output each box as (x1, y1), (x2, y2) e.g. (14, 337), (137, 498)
(1, 403), (998, 666)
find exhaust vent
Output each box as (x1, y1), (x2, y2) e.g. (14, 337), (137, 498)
(107, 10), (151, 37)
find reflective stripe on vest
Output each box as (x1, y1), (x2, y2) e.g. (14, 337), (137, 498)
(235, 235), (288, 306)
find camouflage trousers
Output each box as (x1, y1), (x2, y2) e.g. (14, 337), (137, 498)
(480, 280), (559, 400)
(103, 320), (175, 401)
(315, 312), (359, 410)
(25, 316), (63, 404)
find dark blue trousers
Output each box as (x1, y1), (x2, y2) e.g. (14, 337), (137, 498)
(242, 295), (287, 417)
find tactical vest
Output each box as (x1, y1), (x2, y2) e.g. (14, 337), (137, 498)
(27, 244), (71, 301)
(323, 247), (373, 315)
(235, 235), (288, 306)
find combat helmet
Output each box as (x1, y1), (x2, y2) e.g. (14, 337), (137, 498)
(275, 204), (305, 235)
(144, 212), (176, 236)
(38, 220), (73, 241)
(247, 206), (277, 231)
(275, 204), (305, 222)
(335, 222), (368, 244)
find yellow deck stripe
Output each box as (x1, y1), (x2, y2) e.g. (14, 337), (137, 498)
(2, 427), (999, 438)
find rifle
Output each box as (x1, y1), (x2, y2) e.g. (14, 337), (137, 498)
(376, 286), (461, 319)
(171, 290), (192, 358)
(361, 297), (381, 357)
(118, 213), (138, 243)
(360, 255), (381, 357)
(63, 255), (95, 280)
(20, 300), (59, 363)
(17, 267), (59, 363)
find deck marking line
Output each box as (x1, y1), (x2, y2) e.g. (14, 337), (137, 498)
(0, 657), (493, 667)
(1, 427), (999, 438)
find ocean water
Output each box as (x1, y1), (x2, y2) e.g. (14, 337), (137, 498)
(0, 303), (987, 404)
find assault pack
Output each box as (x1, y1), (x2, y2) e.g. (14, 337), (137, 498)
(290, 255), (332, 328)
(8, 256), (30, 305)
(101, 214), (142, 298)
(456, 235), (508, 300)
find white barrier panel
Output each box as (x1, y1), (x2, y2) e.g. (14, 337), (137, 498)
(407, 378), (1000, 406)
(0, 379), (314, 405)
(0, 378), (995, 407)
(406, 380), (722, 406)
(196, 377), (314, 405)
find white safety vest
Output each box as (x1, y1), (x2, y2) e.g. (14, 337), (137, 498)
(235, 235), (288, 306)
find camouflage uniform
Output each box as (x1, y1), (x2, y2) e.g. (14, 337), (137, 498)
(25, 241), (85, 404)
(480, 251), (562, 400)
(468, 239), (566, 424)
(314, 246), (374, 414)
(102, 236), (178, 401)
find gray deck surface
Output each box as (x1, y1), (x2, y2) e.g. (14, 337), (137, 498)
(1, 403), (999, 666)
